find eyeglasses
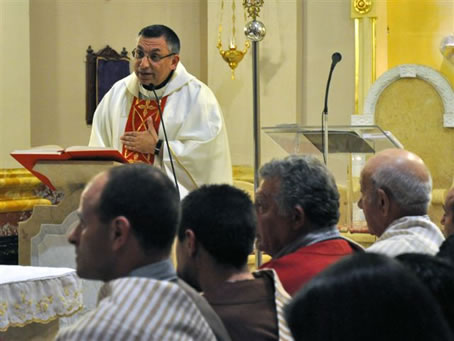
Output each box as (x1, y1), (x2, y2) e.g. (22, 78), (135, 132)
(132, 49), (176, 63)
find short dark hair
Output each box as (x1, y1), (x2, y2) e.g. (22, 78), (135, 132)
(98, 164), (180, 252)
(285, 253), (453, 341)
(138, 24), (180, 54)
(178, 184), (256, 268)
(398, 253), (454, 335)
(260, 155), (340, 228)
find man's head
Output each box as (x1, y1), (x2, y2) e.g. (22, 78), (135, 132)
(68, 164), (180, 281)
(176, 184), (256, 290)
(441, 187), (454, 237)
(358, 148), (432, 237)
(255, 155), (340, 257)
(133, 24), (180, 86)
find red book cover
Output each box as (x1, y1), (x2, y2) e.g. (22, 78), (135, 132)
(11, 146), (128, 190)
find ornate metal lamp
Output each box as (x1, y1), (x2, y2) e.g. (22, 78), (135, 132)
(217, 0), (251, 79)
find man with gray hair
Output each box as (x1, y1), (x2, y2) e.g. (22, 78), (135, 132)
(256, 155), (361, 295)
(358, 148), (444, 256)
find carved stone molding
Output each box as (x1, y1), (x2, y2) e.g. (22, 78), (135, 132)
(352, 64), (454, 127)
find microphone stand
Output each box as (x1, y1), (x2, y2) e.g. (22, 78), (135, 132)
(322, 53), (342, 166)
(322, 73), (332, 166)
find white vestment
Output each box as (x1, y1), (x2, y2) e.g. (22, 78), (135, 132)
(89, 62), (232, 196)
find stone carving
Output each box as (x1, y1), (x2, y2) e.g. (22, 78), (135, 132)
(352, 64), (454, 128)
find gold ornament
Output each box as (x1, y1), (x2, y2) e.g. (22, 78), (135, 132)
(243, 0), (264, 21)
(217, 0), (250, 79)
(354, 0), (372, 15)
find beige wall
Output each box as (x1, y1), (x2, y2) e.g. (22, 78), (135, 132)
(209, 0), (354, 166)
(0, 0), (31, 168)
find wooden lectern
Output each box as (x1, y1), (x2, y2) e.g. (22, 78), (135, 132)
(10, 147), (128, 266)
(17, 160), (123, 265)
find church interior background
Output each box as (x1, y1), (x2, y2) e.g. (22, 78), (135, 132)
(1, 0), (454, 261)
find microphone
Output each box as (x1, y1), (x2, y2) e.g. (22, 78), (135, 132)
(322, 52), (342, 115)
(321, 52), (342, 165)
(149, 85), (180, 199)
(331, 52), (342, 66)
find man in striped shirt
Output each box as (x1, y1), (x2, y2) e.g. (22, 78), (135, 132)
(56, 164), (230, 341)
(359, 148), (445, 256)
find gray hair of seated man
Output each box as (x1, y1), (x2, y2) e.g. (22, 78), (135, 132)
(371, 164), (432, 215)
(259, 155), (340, 228)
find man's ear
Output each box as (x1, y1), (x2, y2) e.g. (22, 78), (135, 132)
(376, 188), (391, 217)
(110, 216), (132, 251)
(291, 205), (305, 231)
(170, 54), (180, 70)
(183, 229), (198, 257)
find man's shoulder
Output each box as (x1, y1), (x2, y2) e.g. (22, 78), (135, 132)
(177, 279), (232, 341)
(367, 216), (445, 256)
(168, 63), (217, 100)
(281, 239), (355, 260)
(56, 277), (217, 341)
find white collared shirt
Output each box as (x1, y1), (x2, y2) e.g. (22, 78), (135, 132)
(367, 215), (445, 257)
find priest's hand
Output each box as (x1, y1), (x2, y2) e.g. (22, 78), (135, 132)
(120, 117), (158, 154)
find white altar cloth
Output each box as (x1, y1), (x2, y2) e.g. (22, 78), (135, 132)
(0, 265), (82, 332)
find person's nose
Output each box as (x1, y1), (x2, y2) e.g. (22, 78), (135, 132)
(67, 223), (80, 245)
(441, 214), (446, 226)
(357, 197), (363, 210)
(139, 56), (151, 68)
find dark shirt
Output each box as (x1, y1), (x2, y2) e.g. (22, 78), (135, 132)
(203, 271), (279, 341)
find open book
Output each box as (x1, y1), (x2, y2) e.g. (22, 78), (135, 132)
(11, 146), (128, 189)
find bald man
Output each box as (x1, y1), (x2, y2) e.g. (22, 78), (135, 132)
(358, 148), (444, 256)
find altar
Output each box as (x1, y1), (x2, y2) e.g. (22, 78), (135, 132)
(0, 265), (82, 341)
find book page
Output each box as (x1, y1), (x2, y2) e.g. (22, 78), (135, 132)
(11, 145), (64, 154)
(64, 146), (118, 152)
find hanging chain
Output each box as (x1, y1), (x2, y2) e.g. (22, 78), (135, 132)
(217, 0), (251, 79)
(231, 0), (236, 47)
(217, 0), (224, 50)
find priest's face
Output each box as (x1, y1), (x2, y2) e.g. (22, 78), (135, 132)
(133, 35), (179, 87)
(68, 173), (116, 281)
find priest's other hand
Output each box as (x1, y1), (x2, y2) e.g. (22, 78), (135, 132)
(120, 117), (158, 154)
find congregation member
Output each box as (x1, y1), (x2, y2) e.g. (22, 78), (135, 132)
(437, 234), (454, 264)
(255, 155), (361, 295)
(397, 253), (454, 335)
(56, 164), (230, 341)
(441, 186), (454, 236)
(177, 184), (293, 341)
(285, 253), (454, 341)
(89, 24), (232, 195)
(358, 148), (444, 256)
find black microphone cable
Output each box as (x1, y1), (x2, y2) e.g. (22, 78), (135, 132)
(150, 86), (180, 199)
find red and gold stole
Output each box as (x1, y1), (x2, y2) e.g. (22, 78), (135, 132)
(122, 96), (168, 164)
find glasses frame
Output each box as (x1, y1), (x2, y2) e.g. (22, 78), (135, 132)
(132, 49), (176, 63)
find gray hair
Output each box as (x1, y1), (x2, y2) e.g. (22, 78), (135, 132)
(371, 165), (432, 214)
(259, 155), (340, 228)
